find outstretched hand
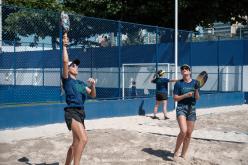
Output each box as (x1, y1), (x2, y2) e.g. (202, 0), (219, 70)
(185, 92), (193, 98)
(87, 78), (96, 87)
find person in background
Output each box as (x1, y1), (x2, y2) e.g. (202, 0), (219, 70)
(151, 70), (177, 120)
(131, 80), (137, 97)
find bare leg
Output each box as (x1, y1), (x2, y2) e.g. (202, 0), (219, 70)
(71, 119), (88, 165)
(174, 116), (187, 159)
(162, 100), (169, 119)
(181, 121), (195, 159)
(65, 143), (74, 165)
(153, 101), (160, 119)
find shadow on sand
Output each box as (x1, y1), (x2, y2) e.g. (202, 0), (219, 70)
(142, 148), (174, 161)
(18, 157), (59, 165)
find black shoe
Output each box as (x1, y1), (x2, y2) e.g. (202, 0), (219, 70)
(164, 116), (170, 120)
(151, 116), (160, 120)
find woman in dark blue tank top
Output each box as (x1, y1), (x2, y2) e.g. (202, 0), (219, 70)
(151, 70), (177, 120)
(173, 64), (200, 160)
(62, 33), (96, 165)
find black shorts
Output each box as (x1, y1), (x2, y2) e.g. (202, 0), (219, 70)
(64, 107), (86, 130)
(156, 93), (168, 101)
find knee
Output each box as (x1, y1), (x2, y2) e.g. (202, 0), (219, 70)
(69, 144), (74, 150)
(79, 136), (88, 146)
(73, 136), (88, 147)
(70, 143), (76, 150)
(83, 137), (88, 145)
(186, 131), (192, 138)
(180, 129), (187, 137)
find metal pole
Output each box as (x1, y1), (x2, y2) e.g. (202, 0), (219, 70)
(90, 46), (93, 78)
(156, 26), (159, 71)
(241, 40), (244, 92)
(118, 21), (121, 99)
(189, 32), (192, 72)
(59, 21), (63, 102)
(174, 0), (178, 108)
(175, 0), (178, 81)
(217, 36), (220, 92)
(122, 64), (125, 99)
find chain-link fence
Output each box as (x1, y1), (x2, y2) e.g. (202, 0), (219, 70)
(192, 22), (248, 42)
(0, 5), (246, 104)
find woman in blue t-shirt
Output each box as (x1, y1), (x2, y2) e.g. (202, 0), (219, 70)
(62, 33), (96, 165)
(151, 70), (177, 120)
(173, 64), (200, 160)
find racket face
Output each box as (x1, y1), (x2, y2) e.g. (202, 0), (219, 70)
(61, 11), (70, 32)
(196, 71), (208, 88)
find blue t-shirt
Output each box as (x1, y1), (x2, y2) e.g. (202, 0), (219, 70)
(173, 79), (198, 105)
(152, 78), (170, 94)
(62, 76), (88, 109)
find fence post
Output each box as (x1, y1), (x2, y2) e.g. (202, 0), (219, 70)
(118, 21), (122, 99)
(217, 36), (220, 92)
(13, 39), (16, 53)
(90, 46), (93, 78)
(59, 19), (63, 102)
(189, 32), (194, 73)
(241, 40), (244, 92)
(42, 42), (45, 86)
(156, 26), (159, 72)
(156, 26), (159, 71)
(13, 40), (17, 87)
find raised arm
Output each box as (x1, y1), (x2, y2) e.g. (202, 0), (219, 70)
(62, 33), (69, 79)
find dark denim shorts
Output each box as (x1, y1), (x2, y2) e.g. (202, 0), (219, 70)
(64, 107), (86, 130)
(176, 104), (196, 121)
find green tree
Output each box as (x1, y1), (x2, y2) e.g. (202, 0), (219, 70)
(178, 0), (248, 30)
(3, 0), (63, 49)
(3, 0), (121, 48)
(63, 0), (248, 30)
(2, 0), (248, 48)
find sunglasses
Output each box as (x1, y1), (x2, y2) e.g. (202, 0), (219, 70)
(69, 64), (78, 68)
(181, 67), (190, 71)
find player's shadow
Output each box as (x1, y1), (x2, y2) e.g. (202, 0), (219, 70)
(142, 148), (174, 161)
(18, 157), (59, 165)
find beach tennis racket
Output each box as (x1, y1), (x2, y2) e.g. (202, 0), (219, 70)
(196, 71), (208, 88)
(61, 11), (70, 33)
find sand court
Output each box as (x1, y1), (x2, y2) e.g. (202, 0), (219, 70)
(0, 105), (248, 165)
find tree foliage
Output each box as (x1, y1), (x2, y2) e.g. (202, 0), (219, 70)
(3, 0), (63, 48)
(2, 0), (248, 49)
(63, 0), (248, 30)
(178, 0), (248, 30)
